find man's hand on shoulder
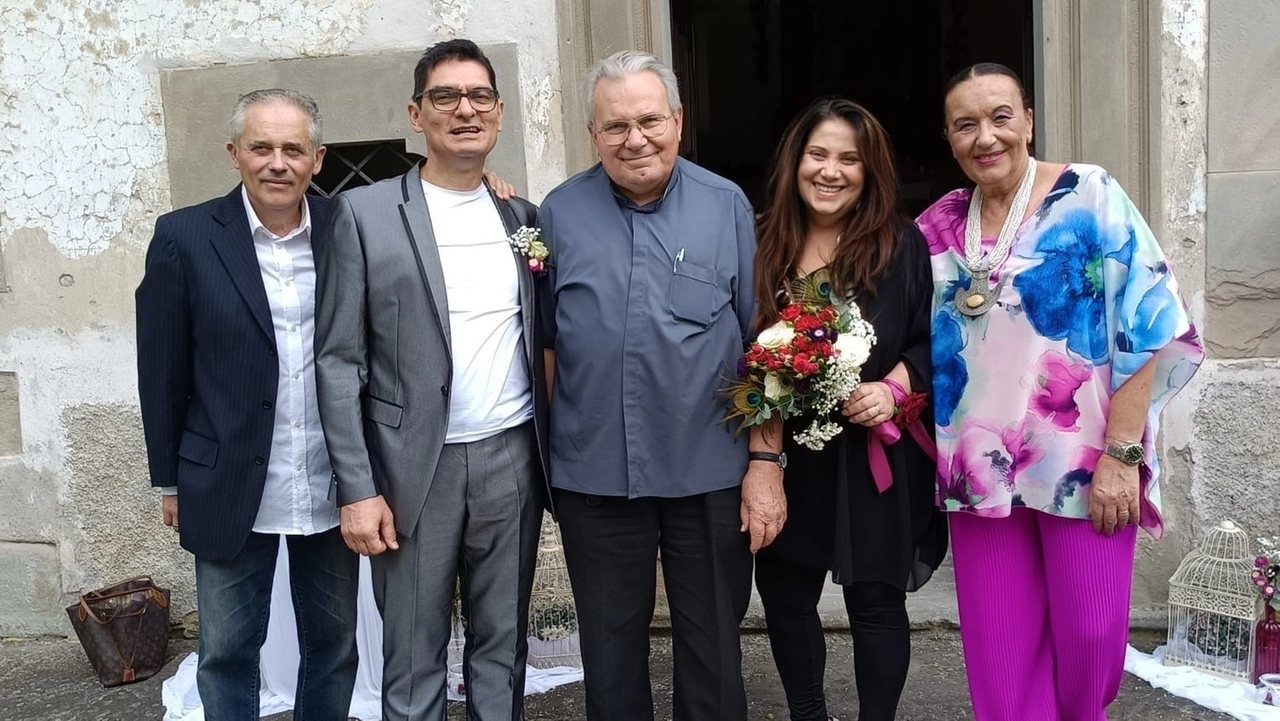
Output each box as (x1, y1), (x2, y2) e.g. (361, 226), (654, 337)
(483, 169), (517, 201)
(740, 462), (786, 554)
(340, 495), (400, 556)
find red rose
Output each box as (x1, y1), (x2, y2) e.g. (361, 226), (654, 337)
(893, 393), (929, 427)
(792, 353), (819, 377)
(780, 305), (802, 322)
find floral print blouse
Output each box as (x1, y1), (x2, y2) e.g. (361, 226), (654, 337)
(916, 164), (1204, 537)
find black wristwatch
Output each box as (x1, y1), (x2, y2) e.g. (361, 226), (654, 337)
(748, 451), (787, 470)
(1104, 441), (1144, 466)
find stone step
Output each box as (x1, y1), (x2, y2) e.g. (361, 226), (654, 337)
(651, 556), (1170, 632)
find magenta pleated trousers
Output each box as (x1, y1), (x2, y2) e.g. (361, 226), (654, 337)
(949, 508), (1139, 721)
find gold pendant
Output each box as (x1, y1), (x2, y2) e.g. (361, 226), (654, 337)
(954, 268), (1004, 317)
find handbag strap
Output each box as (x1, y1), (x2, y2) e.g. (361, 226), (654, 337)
(112, 603), (148, 683)
(82, 575), (156, 602)
(77, 582), (167, 624)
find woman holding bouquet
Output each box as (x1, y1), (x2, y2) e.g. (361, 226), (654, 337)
(917, 63), (1203, 720)
(750, 96), (946, 721)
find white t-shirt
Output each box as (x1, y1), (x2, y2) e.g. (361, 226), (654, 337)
(423, 180), (533, 443)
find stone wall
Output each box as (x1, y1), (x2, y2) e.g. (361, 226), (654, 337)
(0, 0), (565, 636)
(1192, 0), (1280, 552)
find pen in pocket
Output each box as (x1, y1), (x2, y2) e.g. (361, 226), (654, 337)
(673, 247), (685, 272)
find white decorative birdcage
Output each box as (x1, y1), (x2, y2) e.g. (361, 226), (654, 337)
(1165, 520), (1262, 679)
(526, 516), (582, 670)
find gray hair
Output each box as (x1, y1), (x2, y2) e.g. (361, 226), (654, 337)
(228, 88), (323, 153)
(582, 50), (681, 125)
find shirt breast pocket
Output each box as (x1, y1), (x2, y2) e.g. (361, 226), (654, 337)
(669, 260), (722, 327)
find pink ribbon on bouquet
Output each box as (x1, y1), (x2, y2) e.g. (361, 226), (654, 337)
(867, 378), (937, 494)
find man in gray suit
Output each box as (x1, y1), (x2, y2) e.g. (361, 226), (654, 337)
(315, 39), (550, 721)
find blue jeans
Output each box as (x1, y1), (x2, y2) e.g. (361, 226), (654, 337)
(195, 528), (358, 721)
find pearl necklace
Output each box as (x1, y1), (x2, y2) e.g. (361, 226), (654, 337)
(954, 157), (1037, 317)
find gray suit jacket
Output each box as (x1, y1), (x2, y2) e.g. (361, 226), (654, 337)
(315, 165), (551, 538)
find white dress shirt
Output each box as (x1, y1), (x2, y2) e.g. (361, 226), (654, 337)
(241, 188), (339, 534)
(423, 180), (534, 443)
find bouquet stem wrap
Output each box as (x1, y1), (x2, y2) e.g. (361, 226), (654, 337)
(867, 377), (936, 494)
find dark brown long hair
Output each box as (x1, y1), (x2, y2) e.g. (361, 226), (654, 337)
(753, 96), (906, 329)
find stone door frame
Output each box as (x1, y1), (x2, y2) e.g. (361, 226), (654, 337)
(554, 0), (1160, 222)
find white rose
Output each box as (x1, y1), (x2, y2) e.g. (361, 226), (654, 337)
(763, 372), (790, 400)
(833, 332), (872, 366)
(756, 321), (795, 349)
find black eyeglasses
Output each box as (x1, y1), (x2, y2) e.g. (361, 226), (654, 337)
(414, 86), (500, 112)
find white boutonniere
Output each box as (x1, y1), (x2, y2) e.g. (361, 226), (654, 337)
(508, 226), (549, 276)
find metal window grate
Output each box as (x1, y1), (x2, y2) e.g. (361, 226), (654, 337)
(308, 140), (423, 199)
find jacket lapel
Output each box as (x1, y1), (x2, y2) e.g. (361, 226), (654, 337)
(488, 185), (535, 366)
(398, 167), (452, 351)
(306, 194), (331, 253)
(210, 188), (274, 341)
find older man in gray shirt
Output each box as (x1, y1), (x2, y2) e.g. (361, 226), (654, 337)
(538, 50), (787, 720)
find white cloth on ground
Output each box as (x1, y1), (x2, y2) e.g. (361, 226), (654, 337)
(1125, 644), (1280, 721)
(161, 537), (583, 720)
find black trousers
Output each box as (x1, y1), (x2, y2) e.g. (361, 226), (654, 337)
(554, 486), (753, 721)
(754, 551), (910, 721)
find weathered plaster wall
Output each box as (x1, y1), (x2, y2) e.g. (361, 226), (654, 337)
(1191, 0), (1280, 566)
(1128, 0), (1209, 613)
(2, 0), (1276, 636)
(0, 0), (565, 635)
(1205, 0), (1280, 359)
(1129, 0), (1280, 615)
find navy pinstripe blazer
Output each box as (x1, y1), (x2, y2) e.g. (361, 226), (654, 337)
(136, 188), (332, 561)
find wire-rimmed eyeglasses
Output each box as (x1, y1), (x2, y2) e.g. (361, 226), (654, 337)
(593, 114), (673, 146)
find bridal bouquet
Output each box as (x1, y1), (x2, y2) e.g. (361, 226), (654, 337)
(723, 272), (876, 450)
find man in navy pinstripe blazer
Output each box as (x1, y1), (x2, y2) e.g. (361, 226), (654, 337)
(136, 89), (357, 720)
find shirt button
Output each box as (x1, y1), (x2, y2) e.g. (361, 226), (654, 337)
(290, 325), (299, 332)
(262, 400), (273, 410)
(254, 456), (265, 465)
(284, 279), (293, 286)
(440, 385), (449, 397)
(293, 372), (301, 380)
(269, 347), (277, 357)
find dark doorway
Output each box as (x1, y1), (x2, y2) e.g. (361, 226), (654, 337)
(668, 0), (1035, 215)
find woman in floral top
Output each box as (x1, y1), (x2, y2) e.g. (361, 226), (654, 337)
(917, 63), (1203, 720)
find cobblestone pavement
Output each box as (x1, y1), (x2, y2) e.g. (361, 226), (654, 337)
(0, 631), (1233, 720)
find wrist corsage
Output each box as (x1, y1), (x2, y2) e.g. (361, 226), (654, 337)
(866, 378), (936, 495)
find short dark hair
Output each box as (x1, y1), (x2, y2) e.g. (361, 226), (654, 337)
(942, 62), (1031, 118)
(412, 39), (498, 102)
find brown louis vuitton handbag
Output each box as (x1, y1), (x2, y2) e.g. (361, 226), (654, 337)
(66, 575), (171, 686)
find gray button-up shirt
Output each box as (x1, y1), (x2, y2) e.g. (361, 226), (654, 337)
(538, 158), (756, 498)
